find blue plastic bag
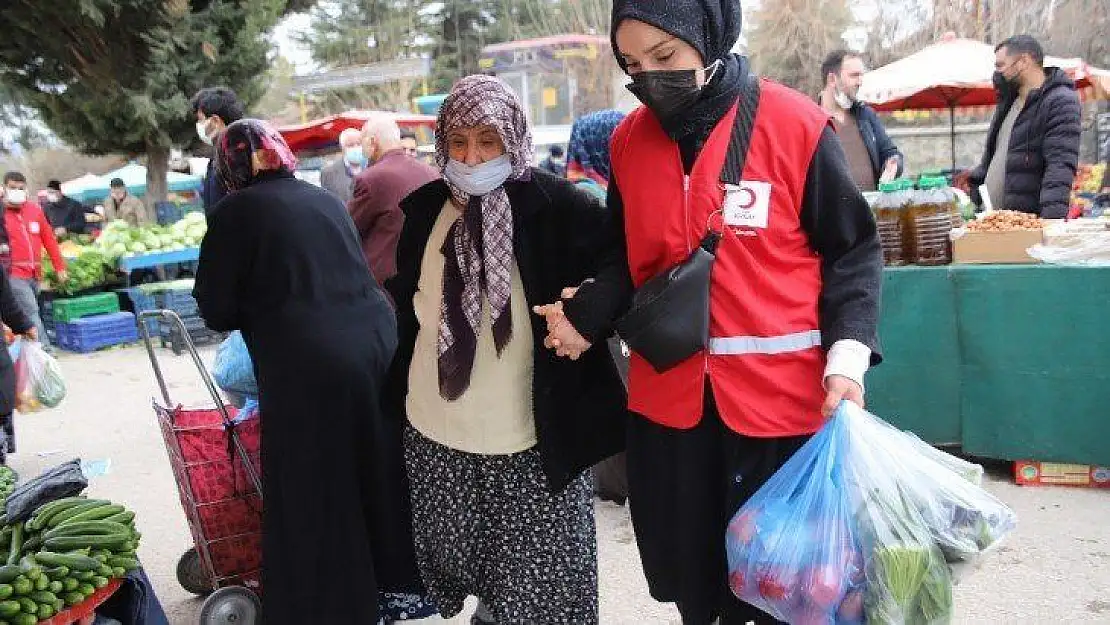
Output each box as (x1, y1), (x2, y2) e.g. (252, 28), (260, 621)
(212, 331), (257, 400)
(726, 402), (1016, 625)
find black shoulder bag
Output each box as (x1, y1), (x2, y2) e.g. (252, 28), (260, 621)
(614, 76), (762, 373)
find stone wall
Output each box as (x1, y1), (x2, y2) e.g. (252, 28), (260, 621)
(887, 124), (990, 174)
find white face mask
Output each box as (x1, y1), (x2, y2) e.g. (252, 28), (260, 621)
(833, 79), (855, 110)
(5, 189), (27, 205)
(445, 155), (513, 197)
(197, 120), (214, 145)
(46, 192), (60, 203)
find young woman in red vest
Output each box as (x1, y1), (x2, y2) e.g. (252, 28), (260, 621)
(534, 1), (883, 623)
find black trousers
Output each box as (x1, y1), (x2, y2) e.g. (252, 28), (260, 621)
(627, 385), (810, 625)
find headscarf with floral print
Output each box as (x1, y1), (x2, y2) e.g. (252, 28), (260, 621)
(216, 119), (298, 192)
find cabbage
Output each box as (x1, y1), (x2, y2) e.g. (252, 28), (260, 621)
(186, 225), (206, 239)
(109, 243), (128, 258)
(129, 242), (147, 254)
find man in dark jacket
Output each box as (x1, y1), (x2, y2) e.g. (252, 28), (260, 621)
(820, 50), (903, 190)
(42, 180), (92, 236)
(190, 87), (245, 216)
(969, 35), (1081, 218)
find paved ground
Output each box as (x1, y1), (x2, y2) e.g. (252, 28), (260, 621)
(9, 345), (1110, 624)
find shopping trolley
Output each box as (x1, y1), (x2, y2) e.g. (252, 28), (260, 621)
(139, 310), (263, 625)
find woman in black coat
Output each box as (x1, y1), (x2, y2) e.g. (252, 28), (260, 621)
(385, 75), (626, 624)
(193, 119), (429, 624)
(0, 270), (35, 464)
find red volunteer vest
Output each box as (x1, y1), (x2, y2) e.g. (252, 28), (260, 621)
(610, 80), (829, 437)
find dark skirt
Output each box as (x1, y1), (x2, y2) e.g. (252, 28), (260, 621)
(403, 426), (598, 624)
(626, 386), (810, 625)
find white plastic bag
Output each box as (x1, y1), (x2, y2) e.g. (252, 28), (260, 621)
(15, 340), (66, 412)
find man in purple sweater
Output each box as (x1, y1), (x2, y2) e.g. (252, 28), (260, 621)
(348, 114), (439, 284)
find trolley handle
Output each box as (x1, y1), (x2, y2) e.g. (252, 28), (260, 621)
(139, 310), (233, 427)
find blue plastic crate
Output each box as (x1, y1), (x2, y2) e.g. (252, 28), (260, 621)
(55, 312), (140, 353)
(120, 288), (160, 337)
(153, 289), (199, 318)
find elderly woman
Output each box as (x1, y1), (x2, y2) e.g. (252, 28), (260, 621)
(537, 0), (884, 622)
(385, 76), (626, 624)
(193, 119), (430, 624)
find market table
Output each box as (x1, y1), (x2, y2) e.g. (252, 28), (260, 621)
(868, 264), (1110, 466)
(118, 248), (200, 287)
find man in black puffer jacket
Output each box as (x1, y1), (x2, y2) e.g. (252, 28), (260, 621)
(969, 35), (1081, 218)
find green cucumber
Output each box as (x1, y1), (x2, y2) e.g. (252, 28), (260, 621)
(35, 604), (53, 620)
(77, 583), (95, 597)
(30, 552), (100, 572)
(0, 586), (8, 601)
(57, 505), (124, 527)
(0, 567), (19, 584)
(52, 598), (63, 612)
(62, 591), (83, 607)
(9, 578), (28, 596)
(102, 511), (135, 525)
(29, 591), (56, 605)
(31, 576), (46, 592)
(46, 501), (110, 529)
(61, 579), (77, 593)
(96, 564), (112, 578)
(72, 571), (94, 582)
(44, 534), (130, 552)
(47, 581), (61, 594)
(0, 601), (16, 618)
(43, 566), (68, 581)
(11, 614), (34, 625)
(110, 567), (126, 578)
(45, 521), (131, 541)
(106, 556), (139, 571)
(91, 576), (108, 589)
(15, 597), (34, 614)
(19, 535), (41, 555)
(16, 558), (38, 582)
(5, 526), (20, 566)
(30, 498), (89, 530)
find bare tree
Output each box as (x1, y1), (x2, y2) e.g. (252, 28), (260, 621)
(746, 0), (857, 96)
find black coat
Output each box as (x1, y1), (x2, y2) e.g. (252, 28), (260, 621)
(0, 271), (33, 416)
(194, 173), (423, 624)
(970, 68), (1082, 218)
(386, 170), (628, 492)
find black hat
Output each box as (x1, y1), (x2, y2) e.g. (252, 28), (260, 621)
(109, 178), (126, 188)
(550, 145), (565, 158)
(47, 180), (62, 191)
(610, 0), (743, 72)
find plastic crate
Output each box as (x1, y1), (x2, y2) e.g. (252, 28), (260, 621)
(52, 292), (121, 323)
(55, 312), (140, 353)
(120, 287), (161, 337)
(154, 289), (200, 318)
(160, 318), (224, 355)
(40, 300), (56, 341)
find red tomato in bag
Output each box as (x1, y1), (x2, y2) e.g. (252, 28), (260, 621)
(804, 564), (846, 609)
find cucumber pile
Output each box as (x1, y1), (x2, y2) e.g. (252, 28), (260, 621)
(0, 497), (141, 624)
(0, 469), (16, 511)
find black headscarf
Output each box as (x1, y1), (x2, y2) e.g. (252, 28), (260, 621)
(611, 0), (749, 167)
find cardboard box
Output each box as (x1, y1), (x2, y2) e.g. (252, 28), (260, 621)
(952, 229), (1044, 264)
(1013, 461), (1110, 488)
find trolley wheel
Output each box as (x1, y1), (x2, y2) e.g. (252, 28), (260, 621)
(176, 548), (213, 596)
(200, 586), (261, 625)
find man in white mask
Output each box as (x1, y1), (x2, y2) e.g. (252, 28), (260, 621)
(319, 128), (364, 204)
(190, 87), (245, 216)
(819, 50), (902, 191)
(2, 172), (67, 349)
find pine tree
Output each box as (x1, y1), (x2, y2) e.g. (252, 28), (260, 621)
(0, 0), (300, 205)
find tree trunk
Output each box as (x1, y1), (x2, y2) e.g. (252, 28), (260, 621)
(145, 143), (170, 224)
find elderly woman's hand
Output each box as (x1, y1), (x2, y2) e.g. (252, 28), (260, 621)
(533, 288), (592, 360)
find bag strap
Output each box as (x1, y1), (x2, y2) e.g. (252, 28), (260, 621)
(720, 74), (762, 186)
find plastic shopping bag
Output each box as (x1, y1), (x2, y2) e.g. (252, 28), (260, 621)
(14, 340), (66, 412)
(726, 402), (1016, 625)
(212, 331), (257, 400)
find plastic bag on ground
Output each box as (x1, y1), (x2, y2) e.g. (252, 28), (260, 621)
(212, 331), (257, 400)
(726, 402), (1017, 625)
(14, 339), (66, 412)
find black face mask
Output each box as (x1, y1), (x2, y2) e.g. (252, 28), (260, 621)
(627, 61), (721, 124)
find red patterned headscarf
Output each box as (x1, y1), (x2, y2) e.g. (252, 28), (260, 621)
(216, 119), (298, 192)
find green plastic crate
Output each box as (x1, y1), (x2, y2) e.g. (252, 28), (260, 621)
(52, 292), (121, 323)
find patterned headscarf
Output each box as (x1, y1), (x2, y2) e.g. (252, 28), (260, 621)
(216, 119), (298, 192)
(566, 109), (625, 187)
(435, 75), (533, 401)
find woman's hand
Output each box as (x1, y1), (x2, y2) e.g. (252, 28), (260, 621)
(822, 374), (863, 417)
(533, 287), (592, 360)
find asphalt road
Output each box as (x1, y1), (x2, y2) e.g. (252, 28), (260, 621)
(9, 345), (1109, 624)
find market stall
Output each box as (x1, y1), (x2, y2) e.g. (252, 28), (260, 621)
(870, 264), (1110, 467)
(275, 111), (436, 154)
